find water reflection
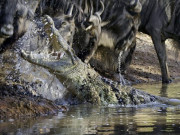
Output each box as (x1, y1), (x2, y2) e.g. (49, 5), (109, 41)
(0, 105), (180, 135)
(0, 82), (180, 135)
(134, 80), (180, 99)
(160, 84), (168, 97)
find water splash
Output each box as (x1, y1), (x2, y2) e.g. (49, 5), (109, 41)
(118, 51), (126, 86)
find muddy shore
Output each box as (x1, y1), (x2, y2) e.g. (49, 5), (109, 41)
(125, 33), (180, 84)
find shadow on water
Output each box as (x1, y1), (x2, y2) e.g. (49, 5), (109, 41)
(0, 81), (180, 135)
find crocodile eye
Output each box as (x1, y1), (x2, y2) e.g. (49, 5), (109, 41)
(61, 21), (68, 27)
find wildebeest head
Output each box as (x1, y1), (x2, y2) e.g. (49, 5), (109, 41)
(123, 0), (142, 13)
(0, 0), (40, 53)
(14, 0), (36, 39)
(0, 0), (18, 38)
(83, 0), (104, 35)
(0, 0), (39, 39)
(82, 0), (141, 33)
(52, 4), (76, 47)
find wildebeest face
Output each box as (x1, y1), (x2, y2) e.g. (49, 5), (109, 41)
(0, 0), (18, 38)
(0, 0), (40, 53)
(53, 15), (75, 46)
(51, 4), (75, 47)
(14, 2), (34, 39)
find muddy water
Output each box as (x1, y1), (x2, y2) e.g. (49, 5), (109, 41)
(0, 82), (180, 135)
(134, 80), (180, 99)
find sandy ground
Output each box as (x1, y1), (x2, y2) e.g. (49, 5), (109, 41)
(124, 33), (180, 84)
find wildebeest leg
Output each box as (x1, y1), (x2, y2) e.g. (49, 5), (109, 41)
(150, 30), (172, 83)
(84, 38), (99, 63)
(121, 41), (136, 73)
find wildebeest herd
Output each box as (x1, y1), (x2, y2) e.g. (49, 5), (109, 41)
(0, 0), (180, 84)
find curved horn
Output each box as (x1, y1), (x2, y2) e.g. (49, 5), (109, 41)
(90, 0), (94, 16)
(84, 0), (89, 14)
(95, 0), (104, 17)
(67, 4), (74, 17)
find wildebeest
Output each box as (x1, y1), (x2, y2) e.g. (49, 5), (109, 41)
(0, 0), (18, 45)
(35, 0), (142, 80)
(0, 0), (40, 53)
(74, 0), (142, 79)
(80, 0), (141, 76)
(139, 0), (180, 83)
(77, 0), (141, 62)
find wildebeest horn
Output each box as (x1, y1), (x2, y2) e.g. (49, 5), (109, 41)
(67, 4), (74, 17)
(83, 0), (104, 31)
(90, 0), (94, 16)
(95, 0), (104, 17)
(84, 0), (89, 14)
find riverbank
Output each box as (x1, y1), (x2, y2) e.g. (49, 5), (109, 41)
(0, 83), (66, 119)
(124, 33), (180, 84)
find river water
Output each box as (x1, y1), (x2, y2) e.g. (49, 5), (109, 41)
(0, 81), (180, 135)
